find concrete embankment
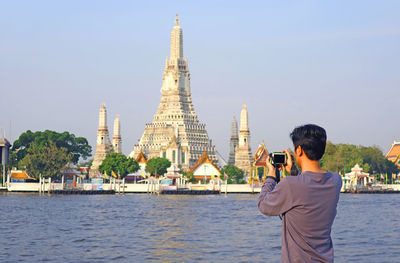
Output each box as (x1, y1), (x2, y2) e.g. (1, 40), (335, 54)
(5, 182), (400, 194)
(51, 190), (115, 195)
(5, 182), (262, 194)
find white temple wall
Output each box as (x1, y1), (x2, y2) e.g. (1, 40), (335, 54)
(193, 163), (220, 177)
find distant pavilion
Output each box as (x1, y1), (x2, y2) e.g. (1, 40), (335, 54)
(249, 142), (269, 184)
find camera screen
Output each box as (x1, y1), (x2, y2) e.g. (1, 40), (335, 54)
(274, 154), (286, 164)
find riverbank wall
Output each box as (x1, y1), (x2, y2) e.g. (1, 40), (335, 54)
(5, 182), (263, 194)
(4, 182), (400, 194)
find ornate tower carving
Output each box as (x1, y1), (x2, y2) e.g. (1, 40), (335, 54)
(228, 115), (239, 165)
(112, 114), (122, 154)
(90, 102), (113, 177)
(130, 15), (218, 170)
(235, 104), (252, 175)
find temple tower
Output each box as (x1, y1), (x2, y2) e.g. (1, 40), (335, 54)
(228, 115), (239, 165)
(90, 102), (113, 177)
(235, 104), (252, 175)
(112, 114), (122, 154)
(130, 15), (218, 170)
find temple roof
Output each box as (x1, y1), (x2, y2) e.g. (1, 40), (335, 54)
(387, 141), (400, 159)
(135, 150), (148, 163)
(252, 142), (269, 166)
(189, 150), (220, 174)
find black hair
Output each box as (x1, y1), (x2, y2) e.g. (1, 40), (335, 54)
(290, 124), (327, 160)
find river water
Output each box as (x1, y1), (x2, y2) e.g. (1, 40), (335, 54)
(0, 193), (399, 263)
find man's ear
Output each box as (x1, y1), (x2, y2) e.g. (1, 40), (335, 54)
(295, 146), (303, 157)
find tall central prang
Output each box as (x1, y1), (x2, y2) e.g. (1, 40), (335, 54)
(129, 15), (218, 170)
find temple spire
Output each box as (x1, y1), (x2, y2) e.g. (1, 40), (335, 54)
(112, 114), (122, 154)
(232, 114), (238, 137)
(170, 14), (183, 59)
(90, 102), (113, 177)
(240, 104), (249, 132)
(235, 104), (252, 176)
(161, 15), (189, 94)
(228, 115), (239, 165)
(99, 102), (107, 128)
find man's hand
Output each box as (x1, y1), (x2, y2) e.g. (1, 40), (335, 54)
(266, 156), (276, 178)
(283, 149), (293, 174)
(266, 150), (293, 179)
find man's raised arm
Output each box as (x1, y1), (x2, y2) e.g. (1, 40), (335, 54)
(258, 151), (296, 216)
(258, 177), (294, 216)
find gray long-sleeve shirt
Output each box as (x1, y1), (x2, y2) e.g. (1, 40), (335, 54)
(258, 171), (342, 263)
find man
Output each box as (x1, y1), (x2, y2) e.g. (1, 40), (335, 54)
(258, 124), (342, 263)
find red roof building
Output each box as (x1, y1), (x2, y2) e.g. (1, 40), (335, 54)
(189, 150), (221, 182)
(135, 150), (148, 164)
(386, 141), (400, 168)
(250, 142), (269, 184)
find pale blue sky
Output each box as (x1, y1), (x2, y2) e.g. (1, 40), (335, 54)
(1, 0), (399, 161)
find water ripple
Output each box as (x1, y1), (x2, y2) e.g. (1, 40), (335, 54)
(0, 193), (399, 262)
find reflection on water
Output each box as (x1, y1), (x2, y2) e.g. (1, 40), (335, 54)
(0, 193), (399, 262)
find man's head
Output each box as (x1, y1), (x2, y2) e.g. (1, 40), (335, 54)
(290, 124), (327, 167)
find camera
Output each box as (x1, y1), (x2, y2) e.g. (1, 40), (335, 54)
(269, 152), (287, 166)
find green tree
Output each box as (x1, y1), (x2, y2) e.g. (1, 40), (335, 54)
(11, 130), (92, 166)
(320, 142), (399, 176)
(359, 146), (399, 175)
(19, 142), (72, 179)
(98, 153), (139, 178)
(145, 157), (171, 176)
(180, 170), (196, 183)
(321, 142), (364, 173)
(78, 159), (93, 168)
(220, 165), (245, 184)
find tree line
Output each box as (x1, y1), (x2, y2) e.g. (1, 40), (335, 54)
(10, 130), (92, 179)
(8, 130), (398, 182)
(320, 142), (399, 176)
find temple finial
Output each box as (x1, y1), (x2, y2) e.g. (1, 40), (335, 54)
(175, 14), (179, 26)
